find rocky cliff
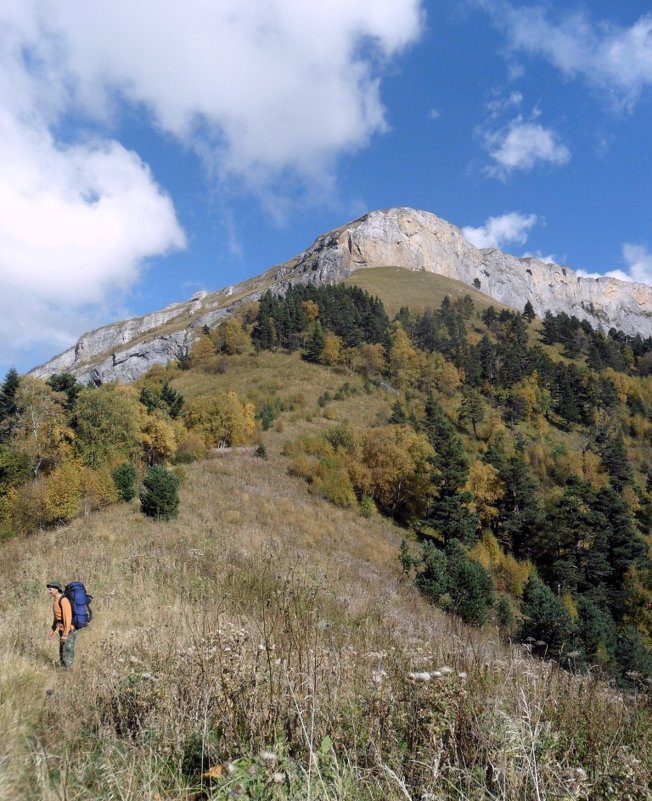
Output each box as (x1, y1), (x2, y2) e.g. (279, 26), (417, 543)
(31, 207), (652, 384)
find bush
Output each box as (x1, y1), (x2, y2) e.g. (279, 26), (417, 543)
(140, 465), (180, 521)
(113, 462), (136, 502)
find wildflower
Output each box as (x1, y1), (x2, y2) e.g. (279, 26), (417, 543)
(372, 670), (388, 684)
(272, 772), (285, 784)
(439, 666), (453, 675)
(457, 672), (467, 680)
(408, 671), (432, 682)
(259, 751), (278, 769)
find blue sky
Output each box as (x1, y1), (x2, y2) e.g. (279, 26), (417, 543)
(2, 0), (652, 375)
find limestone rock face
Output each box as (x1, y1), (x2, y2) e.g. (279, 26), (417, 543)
(30, 207), (652, 383)
(290, 208), (652, 336)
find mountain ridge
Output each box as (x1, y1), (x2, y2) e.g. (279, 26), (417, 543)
(31, 207), (652, 384)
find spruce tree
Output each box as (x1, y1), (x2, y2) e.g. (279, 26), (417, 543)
(599, 432), (634, 492)
(415, 541), (448, 599)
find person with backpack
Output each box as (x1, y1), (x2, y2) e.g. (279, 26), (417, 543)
(46, 580), (92, 669)
(47, 581), (76, 668)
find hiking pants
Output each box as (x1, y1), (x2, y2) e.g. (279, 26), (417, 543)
(59, 630), (77, 668)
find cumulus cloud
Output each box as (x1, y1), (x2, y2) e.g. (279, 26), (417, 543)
(579, 244), (652, 285)
(0, 0), (424, 368)
(483, 119), (571, 177)
(462, 212), (538, 250)
(13, 0), (423, 185)
(494, 5), (652, 109)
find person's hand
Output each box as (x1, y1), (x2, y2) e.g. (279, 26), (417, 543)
(61, 635), (67, 642)
(47, 629), (54, 640)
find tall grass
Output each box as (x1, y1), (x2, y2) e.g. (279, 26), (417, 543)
(1, 452), (650, 800)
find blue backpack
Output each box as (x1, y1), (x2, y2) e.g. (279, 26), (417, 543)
(63, 582), (93, 629)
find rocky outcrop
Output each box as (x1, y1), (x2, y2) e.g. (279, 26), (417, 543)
(30, 207), (652, 383)
(288, 208), (652, 336)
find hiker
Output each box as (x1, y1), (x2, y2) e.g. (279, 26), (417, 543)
(46, 581), (77, 669)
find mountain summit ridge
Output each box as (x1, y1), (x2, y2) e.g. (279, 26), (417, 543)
(31, 207), (652, 384)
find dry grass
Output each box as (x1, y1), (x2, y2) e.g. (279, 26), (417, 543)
(1, 444), (650, 801)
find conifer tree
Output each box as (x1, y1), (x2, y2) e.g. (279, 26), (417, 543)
(519, 569), (574, 658)
(421, 395), (478, 543)
(0, 368), (20, 442)
(140, 465), (180, 521)
(444, 538), (494, 626)
(523, 300), (536, 322)
(599, 431), (634, 491)
(595, 487), (647, 619)
(304, 321), (325, 363)
(495, 455), (542, 558)
(458, 388), (484, 438)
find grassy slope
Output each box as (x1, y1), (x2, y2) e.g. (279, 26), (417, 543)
(3, 444), (650, 800)
(345, 266), (512, 318)
(3, 274), (652, 800)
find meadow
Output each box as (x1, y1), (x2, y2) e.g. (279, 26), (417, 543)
(1, 444), (650, 800)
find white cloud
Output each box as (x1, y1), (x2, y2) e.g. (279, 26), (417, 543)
(483, 119), (570, 177)
(577, 244), (652, 285)
(462, 212), (538, 249)
(0, 115), (185, 305)
(0, 0), (424, 367)
(7, 0), (424, 185)
(0, 111), (185, 363)
(497, 6), (652, 109)
(486, 90), (523, 118)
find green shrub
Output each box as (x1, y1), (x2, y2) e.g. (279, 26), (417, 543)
(140, 465), (180, 521)
(112, 462), (136, 502)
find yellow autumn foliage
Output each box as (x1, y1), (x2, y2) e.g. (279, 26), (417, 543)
(465, 460), (504, 526)
(43, 461), (83, 524)
(183, 391), (255, 447)
(320, 332), (342, 366)
(470, 532), (532, 597)
(187, 336), (215, 368)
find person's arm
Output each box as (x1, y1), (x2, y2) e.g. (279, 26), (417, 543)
(60, 597), (73, 639)
(47, 598), (59, 639)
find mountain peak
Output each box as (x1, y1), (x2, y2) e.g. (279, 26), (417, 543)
(31, 207), (652, 384)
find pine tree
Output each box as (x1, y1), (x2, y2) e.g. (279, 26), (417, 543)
(445, 539), (494, 626)
(421, 395), (478, 544)
(496, 455), (542, 558)
(523, 300), (536, 322)
(113, 462), (137, 502)
(458, 388), (484, 438)
(519, 569), (574, 658)
(0, 368), (20, 442)
(304, 321), (325, 363)
(140, 465), (180, 521)
(415, 541), (448, 600)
